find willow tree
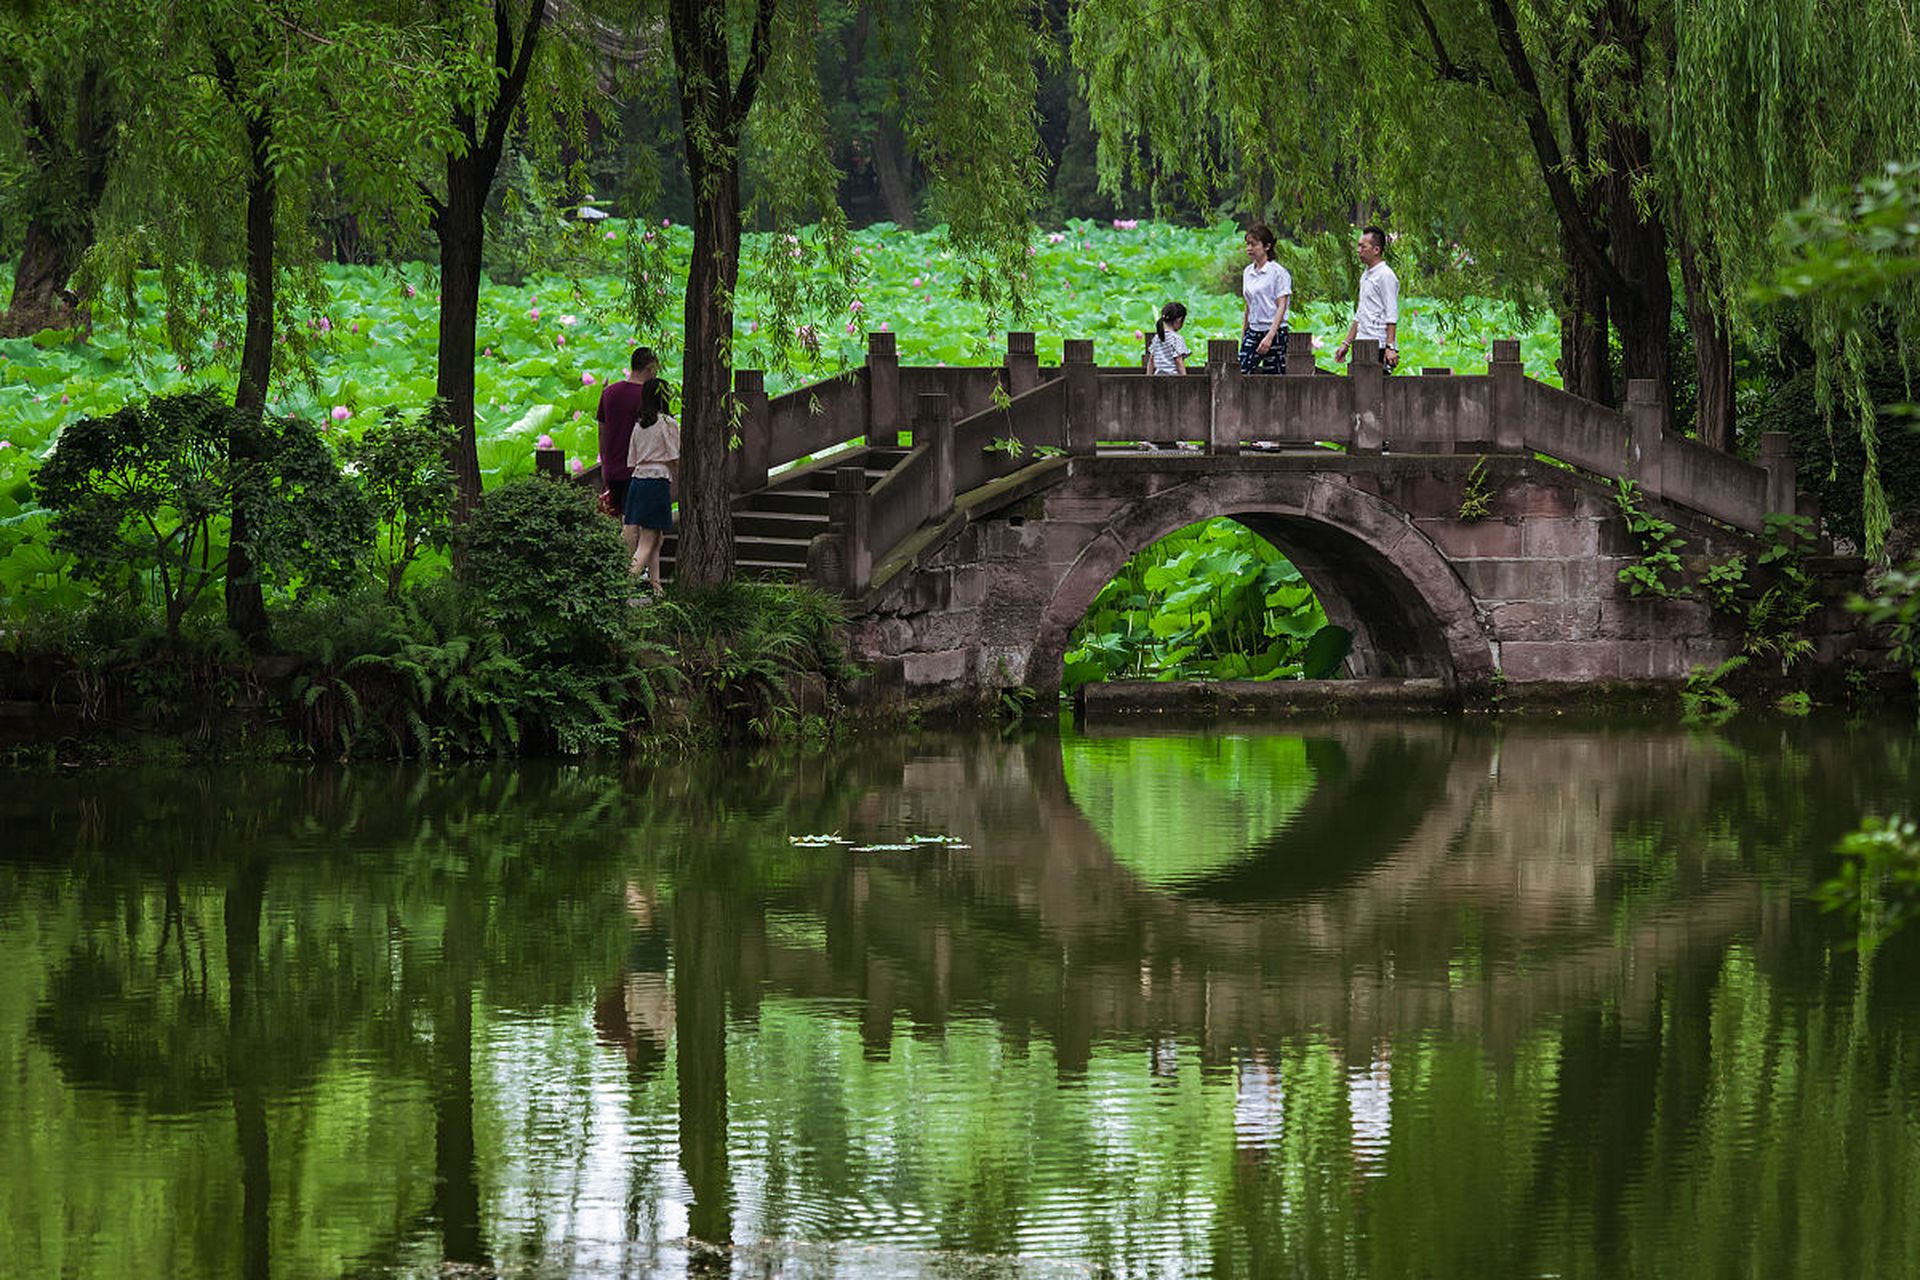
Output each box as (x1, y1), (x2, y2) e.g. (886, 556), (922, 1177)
(1071, 0), (1920, 457)
(650, 0), (1050, 586)
(1663, 0), (1920, 555)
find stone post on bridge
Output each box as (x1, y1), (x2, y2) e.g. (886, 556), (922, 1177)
(1005, 332), (1040, 399)
(1064, 339), (1096, 457)
(1760, 431), (1798, 518)
(1207, 339), (1243, 454)
(828, 462), (871, 595)
(920, 393), (954, 517)
(867, 330), (900, 443)
(1285, 331), (1317, 375)
(1349, 339), (1386, 453)
(727, 368), (770, 494)
(1490, 339), (1525, 454)
(1625, 378), (1665, 498)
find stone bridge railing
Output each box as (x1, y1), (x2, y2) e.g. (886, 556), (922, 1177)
(580, 331), (1796, 597)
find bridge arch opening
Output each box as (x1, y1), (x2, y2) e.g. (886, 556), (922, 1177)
(1061, 518), (1351, 690)
(1032, 477), (1494, 695)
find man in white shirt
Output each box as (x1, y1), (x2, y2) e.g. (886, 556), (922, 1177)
(1335, 226), (1399, 373)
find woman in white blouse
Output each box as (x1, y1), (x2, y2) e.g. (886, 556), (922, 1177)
(622, 379), (681, 596)
(1239, 224), (1291, 375)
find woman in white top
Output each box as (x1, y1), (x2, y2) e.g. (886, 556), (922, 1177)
(1239, 223), (1291, 375)
(622, 379), (682, 595)
(1143, 302), (1190, 375)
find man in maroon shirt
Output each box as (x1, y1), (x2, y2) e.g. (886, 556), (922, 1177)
(597, 347), (658, 553)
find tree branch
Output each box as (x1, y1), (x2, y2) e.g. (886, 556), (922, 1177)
(1406, 0), (1495, 90)
(479, 0), (548, 165)
(1482, 0), (1628, 300)
(726, 0), (779, 136)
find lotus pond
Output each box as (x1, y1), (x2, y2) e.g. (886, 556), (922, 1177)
(3, 713), (1918, 1278)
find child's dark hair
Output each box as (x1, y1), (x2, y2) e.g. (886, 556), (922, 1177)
(1148, 301), (1189, 346)
(640, 377), (675, 428)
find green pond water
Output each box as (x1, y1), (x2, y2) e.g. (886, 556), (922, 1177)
(3, 715), (1919, 1279)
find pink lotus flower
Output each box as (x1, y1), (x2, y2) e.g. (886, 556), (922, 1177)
(0, 441), (11, 450)
(1098, 261), (1109, 272)
(848, 299), (863, 312)
(582, 372), (596, 385)
(911, 276), (922, 287)
(331, 405), (351, 422)
(844, 320), (857, 334)
(536, 433), (554, 449)
(556, 335), (566, 347)
(1027, 246), (1037, 256)
(318, 317), (332, 333)
(661, 217), (671, 227)
(1134, 329), (1144, 340)
(644, 230), (656, 242)
(1047, 232), (1065, 244)
(1112, 218), (1138, 230)
(350, 322), (359, 334)
(879, 321), (890, 330)
(483, 347), (491, 357)
(746, 321), (757, 333)
(404, 283), (416, 299)
(573, 410), (583, 420)
(559, 314), (577, 326)
(529, 307), (540, 320)
(569, 458), (584, 474)
(605, 230), (617, 240)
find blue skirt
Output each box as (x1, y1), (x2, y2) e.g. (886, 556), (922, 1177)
(1239, 324), (1287, 375)
(623, 476), (674, 530)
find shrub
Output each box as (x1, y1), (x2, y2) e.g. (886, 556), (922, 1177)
(32, 392), (370, 637)
(635, 581), (854, 741)
(457, 475), (630, 659)
(341, 402), (458, 599)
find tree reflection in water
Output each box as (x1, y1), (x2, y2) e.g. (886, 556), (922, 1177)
(0, 717), (1917, 1278)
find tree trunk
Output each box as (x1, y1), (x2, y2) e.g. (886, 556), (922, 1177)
(1599, 126), (1673, 424)
(436, 154), (488, 517)
(1678, 239), (1735, 451)
(0, 216), (83, 336)
(430, 0), (546, 519)
(1559, 242), (1612, 406)
(679, 145), (742, 586)
(873, 119), (916, 229)
(226, 104), (274, 640)
(1, 68), (113, 337)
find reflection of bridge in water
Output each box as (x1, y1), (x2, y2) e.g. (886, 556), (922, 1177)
(682, 721), (1789, 1069)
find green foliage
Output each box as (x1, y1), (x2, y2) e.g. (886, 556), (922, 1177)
(1813, 814), (1920, 952)
(31, 391), (368, 637)
(339, 402), (458, 599)
(1698, 514), (1821, 673)
(1749, 355), (1920, 555)
(1457, 455), (1492, 521)
(1680, 655), (1747, 725)
(1063, 519), (1342, 691)
(1851, 556), (1920, 689)
(1764, 163), (1920, 561)
(1612, 479), (1691, 599)
(634, 580), (855, 743)
(457, 475), (629, 660)
(276, 580), (646, 759)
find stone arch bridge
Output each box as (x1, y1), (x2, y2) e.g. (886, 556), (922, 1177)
(580, 331), (1857, 699)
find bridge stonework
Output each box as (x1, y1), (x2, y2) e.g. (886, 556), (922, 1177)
(636, 332), (1875, 703)
(846, 451), (1797, 699)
